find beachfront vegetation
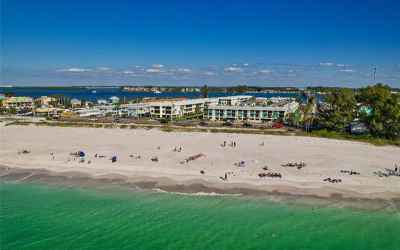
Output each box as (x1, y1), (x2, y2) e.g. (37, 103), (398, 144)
(302, 95), (316, 132)
(357, 84), (400, 139)
(314, 84), (400, 141)
(308, 129), (400, 146)
(318, 88), (357, 131)
(48, 94), (72, 108)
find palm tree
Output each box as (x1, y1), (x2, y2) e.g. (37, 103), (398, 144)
(303, 96), (316, 132)
(200, 84), (209, 98)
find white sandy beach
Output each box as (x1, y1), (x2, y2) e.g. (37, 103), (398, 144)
(1, 124), (399, 199)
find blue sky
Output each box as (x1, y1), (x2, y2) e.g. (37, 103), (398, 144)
(2, 0), (400, 87)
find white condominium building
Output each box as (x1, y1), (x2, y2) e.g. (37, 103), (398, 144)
(2, 97), (34, 109)
(149, 98), (218, 119)
(217, 95), (253, 105)
(205, 101), (299, 122)
(121, 103), (151, 117)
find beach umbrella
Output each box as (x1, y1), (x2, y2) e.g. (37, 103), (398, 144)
(111, 156), (117, 162)
(78, 151), (85, 157)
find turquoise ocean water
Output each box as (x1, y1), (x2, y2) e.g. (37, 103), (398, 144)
(1, 182), (399, 250)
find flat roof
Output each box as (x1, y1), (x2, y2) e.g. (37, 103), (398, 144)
(218, 95), (252, 99)
(148, 96), (254, 107)
(149, 97), (219, 106)
(206, 104), (290, 112)
(5, 96), (33, 102)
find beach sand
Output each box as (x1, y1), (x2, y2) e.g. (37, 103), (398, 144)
(1, 125), (399, 201)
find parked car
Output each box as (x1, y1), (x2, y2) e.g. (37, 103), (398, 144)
(223, 121), (233, 126)
(242, 122), (252, 128)
(272, 122), (284, 129)
(199, 121), (208, 126)
(349, 121), (370, 135)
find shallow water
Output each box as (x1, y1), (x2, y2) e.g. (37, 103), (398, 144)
(1, 182), (399, 250)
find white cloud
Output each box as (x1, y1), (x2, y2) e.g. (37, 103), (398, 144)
(224, 67), (243, 72)
(259, 69), (272, 74)
(97, 67), (111, 71)
(177, 68), (192, 73)
(320, 62), (335, 66)
(146, 68), (163, 73)
(151, 64), (164, 68)
(122, 70), (135, 74)
(338, 69), (355, 73)
(336, 64), (349, 67)
(243, 63), (249, 67)
(204, 71), (216, 76)
(57, 68), (91, 72)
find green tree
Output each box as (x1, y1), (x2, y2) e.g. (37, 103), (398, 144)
(287, 109), (301, 127)
(4, 92), (15, 97)
(200, 84), (209, 98)
(81, 99), (87, 107)
(318, 88), (357, 132)
(34, 98), (42, 108)
(357, 84), (400, 139)
(303, 96), (316, 132)
(49, 94), (71, 108)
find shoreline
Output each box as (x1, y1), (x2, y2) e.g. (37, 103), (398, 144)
(2, 165), (399, 212)
(1, 125), (399, 211)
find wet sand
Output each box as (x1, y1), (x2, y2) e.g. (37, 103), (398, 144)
(1, 165), (400, 212)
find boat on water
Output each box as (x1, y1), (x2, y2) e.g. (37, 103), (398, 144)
(153, 90), (162, 94)
(91, 90), (97, 94)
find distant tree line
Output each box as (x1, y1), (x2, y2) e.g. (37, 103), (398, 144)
(202, 85), (299, 94)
